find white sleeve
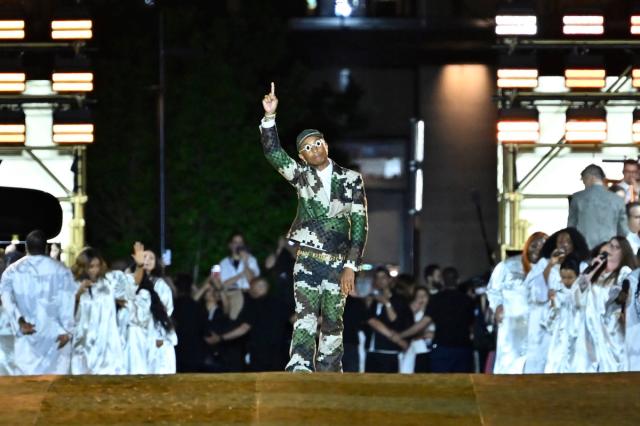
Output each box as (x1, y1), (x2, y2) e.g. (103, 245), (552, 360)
(525, 259), (550, 304)
(260, 117), (276, 129)
(56, 269), (77, 334)
(219, 259), (235, 283)
(154, 278), (174, 316)
(487, 261), (507, 310)
(249, 255), (260, 276)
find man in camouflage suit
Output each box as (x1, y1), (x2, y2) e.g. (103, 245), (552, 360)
(260, 82), (368, 372)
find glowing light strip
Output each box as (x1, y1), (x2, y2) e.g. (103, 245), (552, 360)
(0, 73), (26, 82)
(0, 20), (24, 30)
(51, 30), (92, 40)
(498, 121), (539, 132)
(497, 78), (538, 88)
(0, 124), (26, 133)
(51, 20), (92, 30)
(497, 69), (538, 78)
(0, 134), (25, 143)
(52, 82), (93, 92)
(53, 124), (94, 133)
(498, 131), (539, 142)
(52, 73), (93, 82)
(563, 16), (604, 25)
(0, 30), (24, 39)
(566, 121), (607, 132)
(565, 131), (607, 142)
(53, 133), (94, 143)
(0, 83), (25, 92)
(565, 79), (606, 88)
(565, 69), (606, 78)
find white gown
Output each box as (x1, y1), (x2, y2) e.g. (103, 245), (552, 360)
(71, 271), (130, 375)
(0, 255), (76, 375)
(578, 267), (631, 372)
(523, 258), (587, 374)
(487, 255), (529, 374)
(123, 288), (153, 374)
(543, 283), (580, 373)
(0, 305), (16, 375)
(625, 269), (640, 371)
(147, 278), (177, 375)
(399, 310), (430, 374)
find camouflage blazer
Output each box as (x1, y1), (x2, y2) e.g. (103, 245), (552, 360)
(260, 124), (368, 270)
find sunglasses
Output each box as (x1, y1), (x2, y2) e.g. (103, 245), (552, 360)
(300, 139), (324, 152)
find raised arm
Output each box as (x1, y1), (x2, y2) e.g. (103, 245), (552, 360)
(259, 82), (303, 186)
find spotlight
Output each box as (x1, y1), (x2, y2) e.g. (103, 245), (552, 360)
(565, 108), (607, 143)
(0, 110), (26, 145)
(631, 14), (640, 35)
(497, 55), (538, 89)
(53, 109), (94, 144)
(497, 108), (539, 144)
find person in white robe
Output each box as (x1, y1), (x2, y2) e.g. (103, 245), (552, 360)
(543, 256), (581, 373)
(625, 268), (640, 371)
(576, 237), (635, 373)
(142, 250), (177, 375)
(0, 230), (76, 375)
(488, 232), (547, 374)
(70, 248), (129, 375)
(523, 228), (590, 374)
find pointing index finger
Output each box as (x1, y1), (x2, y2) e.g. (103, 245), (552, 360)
(270, 82), (275, 96)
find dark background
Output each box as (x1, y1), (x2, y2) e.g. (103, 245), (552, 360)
(3, 0), (630, 281)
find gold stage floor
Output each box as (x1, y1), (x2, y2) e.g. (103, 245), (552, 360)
(0, 372), (639, 425)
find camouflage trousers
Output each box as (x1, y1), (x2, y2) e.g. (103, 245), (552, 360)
(285, 250), (347, 372)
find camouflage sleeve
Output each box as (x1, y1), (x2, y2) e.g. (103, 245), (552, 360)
(260, 124), (302, 187)
(345, 173), (368, 270)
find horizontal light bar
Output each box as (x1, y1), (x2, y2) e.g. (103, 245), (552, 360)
(565, 79), (606, 88)
(566, 121), (607, 132)
(0, 124), (26, 133)
(497, 69), (538, 78)
(52, 30), (92, 40)
(565, 69), (605, 78)
(52, 82), (93, 92)
(52, 72), (93, 82)
(497, 121), (539, 132)
(0, 73), (25, 82)
(498, 78), (538, 88)
(0, 30), (25, 39)
(51, 20), (92, 30)
(53, 124), (94, 133)
(0, 20), (24, 30)
(0, 83), (25, 92)
(53, 133), (94, 143)
(495, 15), (537, 35)
(0, 134), (25, 143)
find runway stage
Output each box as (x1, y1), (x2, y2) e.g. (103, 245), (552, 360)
(1, 372), (639, 425)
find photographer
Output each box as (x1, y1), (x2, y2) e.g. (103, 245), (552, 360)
(216, 232), (260, 320)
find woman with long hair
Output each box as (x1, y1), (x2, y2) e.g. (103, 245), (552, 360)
(523, 227), (589, 374)
(487, 231), (548, 374)
(141, 249), (176, 374)
(577, 236), (636, 372)
(70, 247), (128, 374)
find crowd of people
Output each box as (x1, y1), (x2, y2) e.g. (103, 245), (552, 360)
(2, 160), (640, 375)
